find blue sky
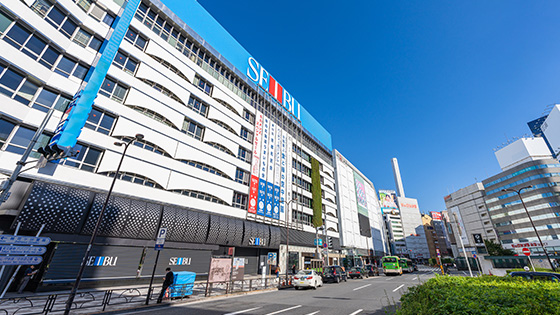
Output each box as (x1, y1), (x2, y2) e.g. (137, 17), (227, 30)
(162, 0), (560, 213)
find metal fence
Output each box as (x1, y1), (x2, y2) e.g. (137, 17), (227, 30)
(0, 277), (280, 314)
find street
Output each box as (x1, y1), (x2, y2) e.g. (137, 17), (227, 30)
(110, 268), (440, 315)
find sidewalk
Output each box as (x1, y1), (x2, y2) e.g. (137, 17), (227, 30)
(0, 275), (282, 314)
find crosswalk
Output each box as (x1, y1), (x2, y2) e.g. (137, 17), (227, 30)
(223, 306), (365, 315)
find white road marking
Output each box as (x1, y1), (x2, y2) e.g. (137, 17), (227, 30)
(349, 310), (363, 315)
(224, 307), (262, 315)
(412, 277), (418, 281)
(393, 284), (405, 292)
(265, 305), (302, 315)
(462, 271), (468, 276)
(353, 283), (372, 291)
(305, 311), (320, 315)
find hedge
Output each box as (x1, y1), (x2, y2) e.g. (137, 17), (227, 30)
(398, 275), (560, 315)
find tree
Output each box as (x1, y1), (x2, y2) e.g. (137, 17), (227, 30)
(484, 239), (515, 256)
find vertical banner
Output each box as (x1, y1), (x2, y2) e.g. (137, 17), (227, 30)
(272, 126), (282, 220)
(265, 122), (276, 218)
(248, 112), (263, 214)
(257, 117), (270, 216)
(280, 130), (287, 216)
(354, 172), (372, 237)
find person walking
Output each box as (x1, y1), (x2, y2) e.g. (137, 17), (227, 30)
(17, 265), (37, 294)
(291, 264), (296, 275)
(156, 267), (173, 303)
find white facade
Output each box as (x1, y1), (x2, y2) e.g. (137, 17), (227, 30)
(396, 197), (430, 260)
(495, 137), (552, 171)
(333, 150), (387, 255)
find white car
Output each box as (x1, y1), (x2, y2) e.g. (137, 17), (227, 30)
(293, 270), (323, 290)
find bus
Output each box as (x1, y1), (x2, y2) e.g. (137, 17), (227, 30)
(382, 256), (402, 275)
(401, 258), (414, 273)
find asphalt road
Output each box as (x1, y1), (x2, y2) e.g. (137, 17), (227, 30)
(110, 268), (440, 315)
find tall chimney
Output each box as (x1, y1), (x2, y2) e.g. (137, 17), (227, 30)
(392, 158), (405, 197)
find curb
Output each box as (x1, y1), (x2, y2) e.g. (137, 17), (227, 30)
(94, 287), (279, 314)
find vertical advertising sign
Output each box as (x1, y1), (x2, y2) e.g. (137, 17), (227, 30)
(257, 117), (269, 216)
(354, 172), (371, 237)
(272, 126), (282, 220)
(265, 122), (276, 218)
(248, 112), (263, 214)
(280, 130), (287, 215)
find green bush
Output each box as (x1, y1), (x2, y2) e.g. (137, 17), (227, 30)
(506, 268), (560, 274)
(397, 275), (560, 315)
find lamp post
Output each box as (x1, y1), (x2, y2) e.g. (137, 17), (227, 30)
(64, 134), (144, 315)
(502, 186), (556, 272)
(283, 196), (297, 284)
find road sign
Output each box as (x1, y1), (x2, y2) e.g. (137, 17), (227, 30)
(314, 238), (323, 246)
(0, 255), (43, 266)
(154, 227), (167, 250)
(0, 235), (51, 246)
(267, 252), (277, 265)
(0, 245), (47, 255)
(522, 248), (531, 256)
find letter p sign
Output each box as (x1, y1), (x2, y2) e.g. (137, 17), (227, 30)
(155, 227), (168, 251)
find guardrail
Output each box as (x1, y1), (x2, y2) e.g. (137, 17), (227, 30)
(0, 277), (281, 314)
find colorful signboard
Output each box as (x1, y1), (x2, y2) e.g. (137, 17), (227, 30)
(257, 117), (270, 216)
(431, 211), (442, 221)
(273, 125), (282, 220)
(265, 122), (276, 218)
(248, 112), (263, 214)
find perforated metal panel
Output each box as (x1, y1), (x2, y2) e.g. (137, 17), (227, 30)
(269, 226), (281, 248)
(17, 182), (90, 233)
(82, 194), (130, 237)
(120, 200), (161, 239)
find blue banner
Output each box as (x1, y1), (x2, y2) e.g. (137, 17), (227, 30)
(49, 0), (141, 151)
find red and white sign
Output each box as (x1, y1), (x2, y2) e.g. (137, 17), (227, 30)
(431, 212), (442, 221)
(247, 111), (263, 214)
(522, 248), (531, 256)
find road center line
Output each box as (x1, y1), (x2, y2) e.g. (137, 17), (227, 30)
(353, 283), (372, 291)
(393, 284), (405, 292)
(412, 277), (418, 281)
(265, 305), (302, 315)
(224, 307), (262, 315)
(349, 309), (363, 315)
(305, 311), (320, 315)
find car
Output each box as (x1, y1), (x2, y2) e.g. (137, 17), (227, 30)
(364, 264), (380, 276)
(348, 267), (368, 279)
(293, 270), (323, 289)
(509, 271), (560, 282)
(322, 265), (347, 283)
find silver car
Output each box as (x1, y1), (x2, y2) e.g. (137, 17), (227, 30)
(293, 270), (323, 290)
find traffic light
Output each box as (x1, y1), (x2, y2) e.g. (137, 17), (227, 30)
(327, 236), (333, 249)
(37, 145), (78, 162)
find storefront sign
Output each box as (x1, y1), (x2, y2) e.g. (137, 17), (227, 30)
(169, 257), (191, 266)
(86, 256), (118, 267)
(249, 237), (267, 247)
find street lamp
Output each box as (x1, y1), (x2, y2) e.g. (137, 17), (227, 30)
(64, 134), (144, 314)
(502, 186), (557, 272)
(283, 196), (297, 284)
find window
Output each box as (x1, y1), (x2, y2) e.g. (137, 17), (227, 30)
(293, 191), (313, 208)
(210, 119), (237, 136)
(31, 88), (72, 113)
(128, 106), (175, 128)
(54, 56), (89, 80)
(149, 55), (191, 83)
(237, 147), (251, 163)
(114, 136), (171, 157)
(172, 189), (227, 205)
(138, 78), (183, 104)
(206, 142), (235, 156)
(75, 0), (93, 12)
(235, 168), (250, 185)
(243, 109), (255, 124)
(187, 96), (208, 117)
(59, 143), (102, 172)
(232, 192), (248, 209)
(124, 28), (147, 50)
(99, 77), (128, 102)
(292, 210), (313, 226)
(240, 127), (253, 142)
(193, 75), (212, 95)
(292, 160), (312, 176)
(113, 50), (139, 75)
(180, 160), (230, 179)
(85, 108), (116, 135)
(103, 171), (163, 188)
(0, 118), (16, 149)
(292, 174), (312, 192)
(182, 118), (204, 140)
(0, 65), (40, 105)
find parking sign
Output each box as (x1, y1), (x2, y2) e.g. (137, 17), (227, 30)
(155, 228), (167, 250)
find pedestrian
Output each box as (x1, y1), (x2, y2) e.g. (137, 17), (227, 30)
(157, 267), (173, 303)
(291, 264), (296, 274)
(275, 266), (280, 278)
(17, 265), (37, 294)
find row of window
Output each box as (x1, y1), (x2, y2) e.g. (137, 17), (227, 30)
(490, 202), (560, 220)
(293, 144), (311, 163)
(104, 171), (163, 188)
(235, 168), (250, 185)
(292, 210), (313, 227)
(484, 164), (560, 188)
(292, 174), (312, 192)
(486, 172), (560, 195)
(71, 0), (115, 27)
(292, 160), (312, 177)
(232, 192), (248, 210)
(499, 223), (560, 236)
(171, 189), (226, 205)
(115, 136), (171, 157)
(495, 212), (560, 228)
(138, 78), (183, 104)
(293, 191), (313, 208)
(488, 192), (560, 211)
(181, 160), (230, 179)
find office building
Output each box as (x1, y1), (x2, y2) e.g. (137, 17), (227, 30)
(0, 0), (338, 287)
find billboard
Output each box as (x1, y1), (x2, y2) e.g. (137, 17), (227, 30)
(257, 117), (270, 216)
(379, 190), (398, 209)
(354, 172), (371, 237)
(431, 211), (442, 221)
(208, 258), (232, 283)
(248, 111), (263, 214)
